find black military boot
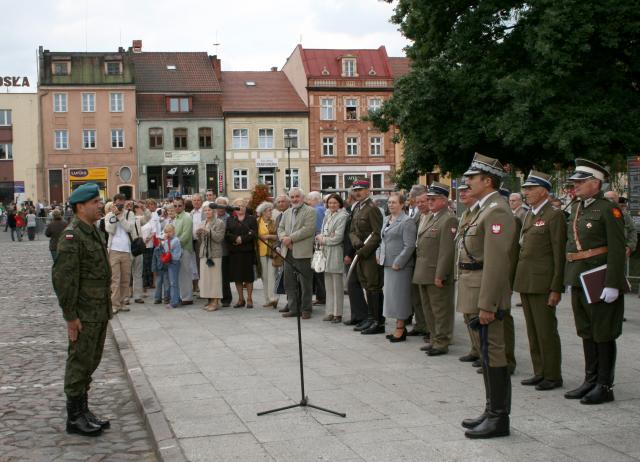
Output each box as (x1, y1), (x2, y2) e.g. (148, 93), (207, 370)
(462, 365), (490, 429)
(66, 396), (102, 436)
(361, 291), (385, 335)
(465, 367), (510, 439)
(83, 392), (110, 429)
(565, 338), (598, 399)
(353, 318), (373, 332)
(581, 341), (616, 405)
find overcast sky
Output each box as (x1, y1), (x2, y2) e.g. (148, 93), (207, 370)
(2, 0), (409, 92)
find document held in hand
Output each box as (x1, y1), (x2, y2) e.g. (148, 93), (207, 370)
(579, 264), (630, 304)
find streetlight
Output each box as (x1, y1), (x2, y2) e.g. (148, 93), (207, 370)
(284, 133), (293, 193)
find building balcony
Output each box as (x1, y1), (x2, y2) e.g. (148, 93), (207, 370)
(308, 78), (394, 89)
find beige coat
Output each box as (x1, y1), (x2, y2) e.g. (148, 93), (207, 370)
(412, 210), (458, 286)
(320, 209), (349, 273)
(277, 204), (316, 259)
(197, 217), (225, 259)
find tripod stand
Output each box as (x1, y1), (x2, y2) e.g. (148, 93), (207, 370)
(256, 235), (346, 418)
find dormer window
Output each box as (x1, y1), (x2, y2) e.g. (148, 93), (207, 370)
(52, 61), (70, 76)
(342, 57), (357, 77)
(105, 61), (123, 75)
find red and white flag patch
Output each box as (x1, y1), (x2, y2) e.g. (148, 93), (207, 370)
(451, 227), (457, 235)
(491, 224), (502, 234)
(65, 234), (74, 240)
(534, 220), (545, 227)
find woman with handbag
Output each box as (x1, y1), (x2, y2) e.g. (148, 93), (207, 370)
(196, 204), (225, 311)
(315, 193), (348, 323)
(225, 198), (258, 308)
(257, 202), (279, 308)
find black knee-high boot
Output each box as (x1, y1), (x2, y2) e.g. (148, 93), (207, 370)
(465, 367), (510, 439)
(361, 290), (385, 334)
(565, 338), (598, 399)
(581, 341), (616, 404)
(462, 365), (490, 428)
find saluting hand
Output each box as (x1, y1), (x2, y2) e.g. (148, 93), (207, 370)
(67, 319), (82, 342)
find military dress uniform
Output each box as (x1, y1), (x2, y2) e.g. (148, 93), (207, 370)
(457, 153), (515, 439)
(52, 183), (112, 436)
(412, 182), (458, 355)
(349, 180), (384, 335)
(564, 159), (626, 405)
(513, 171), (566, 390)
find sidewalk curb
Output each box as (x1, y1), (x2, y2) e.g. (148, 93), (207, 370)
(110, 316), (187, 462)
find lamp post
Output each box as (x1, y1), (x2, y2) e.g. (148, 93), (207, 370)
(284, 133), (293, 193)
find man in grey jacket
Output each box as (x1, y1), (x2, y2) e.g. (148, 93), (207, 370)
(278, 187), (317, 319)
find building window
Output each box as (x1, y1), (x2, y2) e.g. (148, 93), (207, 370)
(345, 98), (359, 120)
(283, 128), (299, 148)
(285, 168), (300, 189)
(149, 127), (163, 149)
(53, 62), (70, 76)
(168, 97), (190, 113)
(233, 169), (249, 190)
(111, 129), (125, 148)
(368, 97), (382, 112)
(83, 129), (96, 149)
(320, 174), (338, 191)
(54, 130), (68, 150)
(173, 128), (187, 149)
(110, 93), (123, 112)
(370, 136), (382, 156)
(0, 110), (11, 126)
(371, 173), (384, 190)
(0, 143), (12, 160)
(232, 129), (249, 149)
(346, 136), (359, 156)
(53, 93), (67, 112)
(105, 61), (122, 75)
(258, 129), (274, 149)
(320, 98), (335, 120)
(199, 127), (212, 148)
(81, 93), (95, 112)
(342, 58), (357, 77)
(322, 137), (335, 156)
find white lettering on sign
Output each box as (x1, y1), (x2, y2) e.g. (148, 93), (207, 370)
(183, 167), (196, 175)
(1, 77), (30, 87)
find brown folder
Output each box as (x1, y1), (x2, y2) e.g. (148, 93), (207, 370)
(579, 264), (630, 304)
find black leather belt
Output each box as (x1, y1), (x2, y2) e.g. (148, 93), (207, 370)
(458, 262), (483, 270)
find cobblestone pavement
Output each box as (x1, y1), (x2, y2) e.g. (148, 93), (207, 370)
(0, 231), (157, 462)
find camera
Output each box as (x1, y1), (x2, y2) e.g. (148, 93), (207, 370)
(208, 203), (240, 213)
(116, 204), (124, 211)
(206, 258), (215, 267)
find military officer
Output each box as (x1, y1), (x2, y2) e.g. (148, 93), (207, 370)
(457, 153), (516, 439)
(52, 183), (112, 437)
(349, 180), (385, 335)
(412, 183), (458, 356)
(564, 159), (626, 405)
(513, 171), (566, 390)
(406, 185), (429, 339)
(455, 181), (481, 364)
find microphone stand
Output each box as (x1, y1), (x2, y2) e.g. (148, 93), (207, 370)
(255, 234), (346, 418)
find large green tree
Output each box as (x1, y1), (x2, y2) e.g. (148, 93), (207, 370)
(373, 0), (640, 188)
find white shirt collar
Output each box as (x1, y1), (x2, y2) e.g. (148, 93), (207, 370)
(477, 191), (499, 209)
(531, 199), (549, 216)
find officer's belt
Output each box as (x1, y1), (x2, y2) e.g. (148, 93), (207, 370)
(566, 246), (608, 262)
(458, 261), (483, 270)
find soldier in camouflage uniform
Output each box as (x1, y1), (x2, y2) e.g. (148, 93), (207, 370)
(52, 183), (112, 436)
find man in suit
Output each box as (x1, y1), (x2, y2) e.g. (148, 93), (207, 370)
(509, 193), (527, 223)
(412, 183), (458, 356)
(406, 185), (429, 338)
(458, 153), (516, 439)
(514, 171), (566, 391)
(278, 187), (317, 319)
(564, 159), (626, 405)
(349, 180), (384, 335)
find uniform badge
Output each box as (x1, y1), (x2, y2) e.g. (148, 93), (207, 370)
(65, 234), (74, 240)
(613, 208), (622, 219)
(491, 224), (502, 234)
(489, 202), (498, 208)
(534, 220), (545, 227)
(451, 227), (457, 235)
(586, 222), (593, 229)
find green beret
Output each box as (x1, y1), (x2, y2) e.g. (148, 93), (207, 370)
(69, 183), (100, 205)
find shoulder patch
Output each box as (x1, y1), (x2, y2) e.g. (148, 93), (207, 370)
(65, 234), (74, 240)
(491, 224), (502, 234)
(613, 208), (622, 219)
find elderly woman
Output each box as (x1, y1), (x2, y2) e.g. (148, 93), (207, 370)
(316, 193), (348, 322)
(377, 192), (417, 342)
(257, 202), (279, 308)
(45, 209), (67, 260)
(196, 204), (225, 311)
(225, 198), (258, 308)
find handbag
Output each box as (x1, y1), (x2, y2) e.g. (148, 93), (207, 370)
(160, 239), (172, 265)
(129, 214), (146, 257)
(311, 242), (326, 273)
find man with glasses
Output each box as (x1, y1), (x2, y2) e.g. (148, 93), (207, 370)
(173, 197), (194, 305)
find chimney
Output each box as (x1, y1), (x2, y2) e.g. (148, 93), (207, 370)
(210, 55), (222, 82)
(271, 66), (278, 72)
(132, 40), (142, 53)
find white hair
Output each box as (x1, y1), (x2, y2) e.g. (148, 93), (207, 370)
(289, 187), (305, 198)
(256, 201), (274, 215)
(307, 191), (322, 203)
(215, 196), (229, 206)
(192, 193), (202, 200)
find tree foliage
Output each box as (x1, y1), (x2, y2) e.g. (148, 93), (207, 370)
(374, 0), (640, 188)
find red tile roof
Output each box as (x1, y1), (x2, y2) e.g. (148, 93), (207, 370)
(298, 46), (392, 78)
(389, 57), (411, 79)
(221, 71), (307, 114)
(131, 52), (221, 92)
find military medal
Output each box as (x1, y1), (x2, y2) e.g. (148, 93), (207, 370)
(534, 219), (545, 227)
(586, 222), (592, 229)
(65, 234), (74, 240)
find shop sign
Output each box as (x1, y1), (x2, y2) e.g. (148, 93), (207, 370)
(183, 167), (196, 176)
(256, 159), (278, 168)
(14, 181), (25, 193)
(344, 174), (367, 188)
(164, 151), (200, 163)
(69, 167), (108, 181)
(218, 170), (224, 193)
(1, 76), (30, 87)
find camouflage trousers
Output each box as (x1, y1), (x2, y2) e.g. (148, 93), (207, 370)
(64, 321), (108, 398)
